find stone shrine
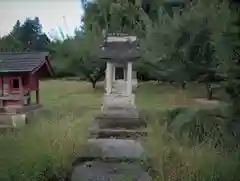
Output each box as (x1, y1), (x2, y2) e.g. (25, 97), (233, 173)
(71, 33), (150, 181)
(99, 33), (140, 112)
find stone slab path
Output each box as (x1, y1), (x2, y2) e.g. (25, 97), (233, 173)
(71, 81), (151, 181)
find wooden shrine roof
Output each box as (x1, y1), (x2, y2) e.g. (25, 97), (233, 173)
(0, 52), (53, 75)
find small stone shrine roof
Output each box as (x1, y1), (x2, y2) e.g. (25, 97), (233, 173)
(99, 33), (141, 63)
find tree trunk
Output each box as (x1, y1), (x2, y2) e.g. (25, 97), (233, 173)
(92, 81), (96, 89)
(206, 83), (213, 100)
(181, 81), (187, 90)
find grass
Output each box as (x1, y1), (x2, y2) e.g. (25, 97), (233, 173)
(0, 80), (238, 181)
(136, 82), (227, 111)
(0, 80), (103, 181)
(144, 121), (239, 181)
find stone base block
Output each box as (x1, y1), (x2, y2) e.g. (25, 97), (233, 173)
(102, 94), (136, 112)
(11, 114), (27, 128)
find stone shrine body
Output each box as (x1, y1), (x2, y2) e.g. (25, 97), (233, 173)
(99, 33), (140, 111)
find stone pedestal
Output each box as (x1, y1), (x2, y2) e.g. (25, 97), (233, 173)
(101, 93), (135, 113)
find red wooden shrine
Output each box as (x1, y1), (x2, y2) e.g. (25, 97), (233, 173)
(0, 52), (53, 113)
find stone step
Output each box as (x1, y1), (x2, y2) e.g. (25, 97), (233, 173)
(71, 161), (151, 181)
(102, 106), (138, 113)
(72, 156), (147, 166)
(89, 128), (147, 139)
(83, 139), (147, 160)
(96, 111), (140, 119)
(100, 111), (139, 119)
(95, 117), (147, 129)
(103, 104), (136, 109)
(71, 138), (150, 181)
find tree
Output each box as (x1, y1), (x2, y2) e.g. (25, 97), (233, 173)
(71, 31), (105, 88)
(21, 17), (50, 50)
(0, 35), (24, 52)
(138, 0), (228, 97)
(81, 1), (107, 32)
(10, 20), (21, 38)
(81, 0), (145, 34)
(210, 0), (240, 118)
(52, 30), (105, 88)
(9, 17), (50, 51)
(0, 20), (25, 51)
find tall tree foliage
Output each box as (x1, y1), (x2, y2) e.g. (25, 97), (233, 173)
(7, 17), (50, 51)
(138, 0), (232, 96)
(81, 0), (145, 34)
(0, 35), (24, 52)
(210, 0), (240, 119)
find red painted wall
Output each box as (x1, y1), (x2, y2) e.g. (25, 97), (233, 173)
(5, 100), (21, 106)
(0, 72), (40, 108)
(0, 73), (39, 93)
(30, 73), (38, 90)
(22, 74), (30, 90)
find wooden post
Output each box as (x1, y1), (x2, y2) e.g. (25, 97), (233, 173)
(28, 73), (31, 105)
(0, 77), (2, 109)
(112, 65), (116, 83)
(18, 77), (24, 105)
(0, 76), (2, 96)
(36, 90), (39, 104)
(36, 77), (40, 104)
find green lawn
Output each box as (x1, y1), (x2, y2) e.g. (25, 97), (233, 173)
(136, 82), (227, 111)
(0, 80), (236, 181)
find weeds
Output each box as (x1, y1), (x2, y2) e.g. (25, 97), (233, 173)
(0, 80), (102, 181)
(144, 108), (240, 181)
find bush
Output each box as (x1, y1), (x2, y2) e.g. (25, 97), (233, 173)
(143, 106), (238, 147)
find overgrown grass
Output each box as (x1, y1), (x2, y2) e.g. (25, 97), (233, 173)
(145, 121), (239, 181)
(137, 82), (239, 181)
(0, 80), (103, 181)
(0, 80), (237, 180)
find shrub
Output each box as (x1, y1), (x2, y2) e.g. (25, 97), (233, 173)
(143, 106), (238, 147)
